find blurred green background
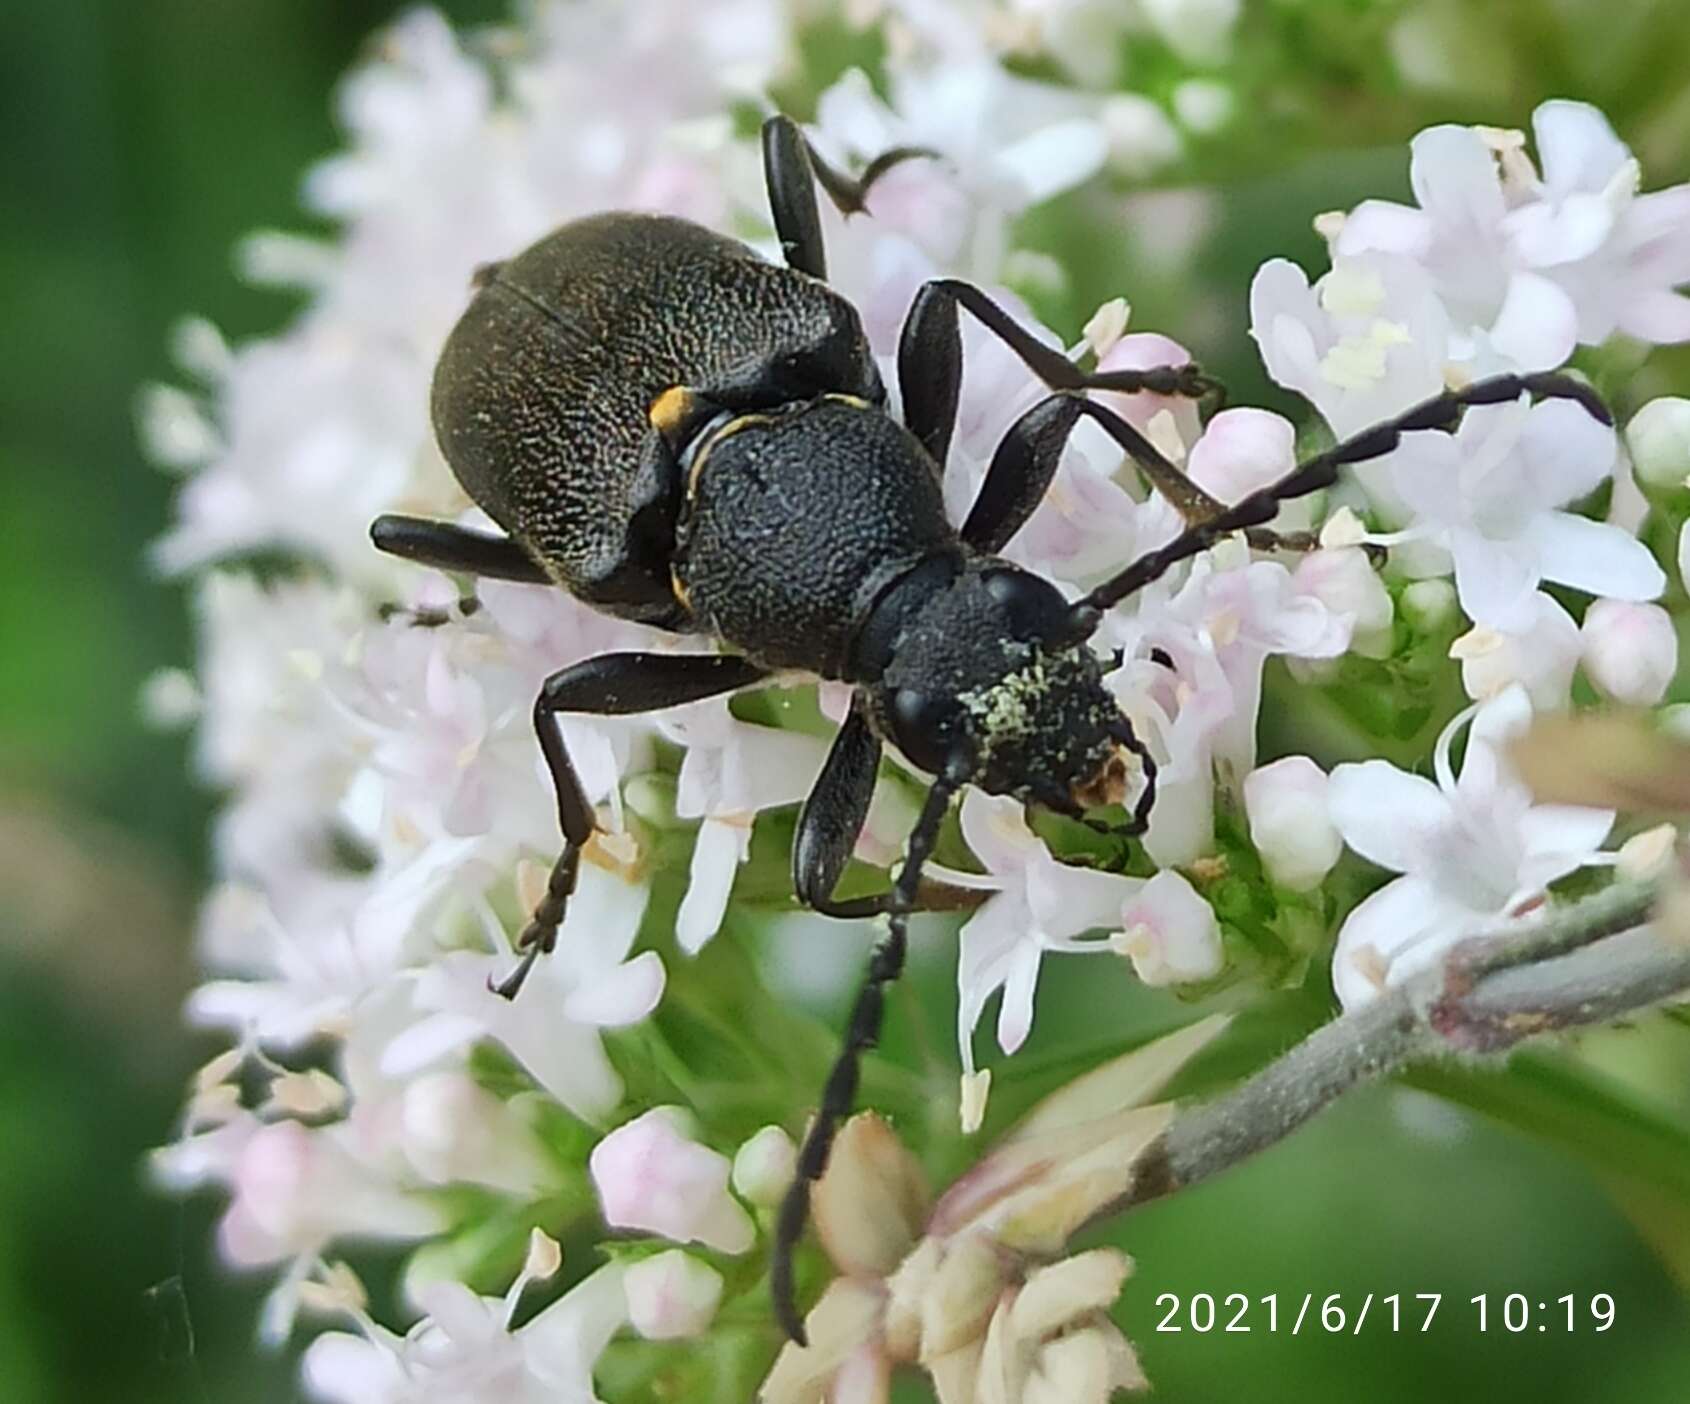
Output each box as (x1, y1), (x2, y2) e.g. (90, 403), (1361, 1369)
(2, 2), (1688, 1401)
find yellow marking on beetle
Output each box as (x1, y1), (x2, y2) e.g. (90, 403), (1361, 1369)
(670, 563), (693, 612)
(686, 411), (778, 498)
(649, 385), (699, 438)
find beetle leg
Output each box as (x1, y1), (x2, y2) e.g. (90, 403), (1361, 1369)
(910, 276), (1223, 406)
(959, 388), (1235, 551)
(497, 651), (770, 999)
(371, 514), (551, 584)
(762, 115), (832, 280)
(1070, 370), (1611, 623)
(762, 114), (937, 281)
(773, 758), (967, 1345)
(793, 696), (888, 918)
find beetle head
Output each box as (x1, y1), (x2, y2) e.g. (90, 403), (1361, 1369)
(873, 562), (1139, 815)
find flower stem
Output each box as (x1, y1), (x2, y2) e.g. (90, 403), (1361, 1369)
(1106, 880), (1683, 1216)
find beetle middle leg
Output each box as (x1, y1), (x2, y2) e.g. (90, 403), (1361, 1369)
(897, 278), (1224, 474)
(497, 651), (769, 998)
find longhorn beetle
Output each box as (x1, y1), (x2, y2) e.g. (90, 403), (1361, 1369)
(371, 115), (1609, 1342)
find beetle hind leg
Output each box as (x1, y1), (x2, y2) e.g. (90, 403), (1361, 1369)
(761, 114), (936, 281)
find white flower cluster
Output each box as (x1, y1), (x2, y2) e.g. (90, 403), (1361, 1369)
(144, 0), (1689, 1398)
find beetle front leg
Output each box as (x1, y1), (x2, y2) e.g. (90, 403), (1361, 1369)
(773, 761), (965, 1344)
(498, 651), (770, 999)
(906, 277), (1222, 411)
(793, 697), (890, 920)
(371, 514), (551, 583)
(1071, 370), (1611, 621)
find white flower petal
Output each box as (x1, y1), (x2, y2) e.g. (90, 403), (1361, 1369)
(1487, 272), (1578, 370)
(1328, 760), (1451, 875)
(1524, 511), (1667, 602)
(561, 949), (666, 1027)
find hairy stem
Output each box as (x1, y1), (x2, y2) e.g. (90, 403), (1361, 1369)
(1113, 879), (1686, 1216)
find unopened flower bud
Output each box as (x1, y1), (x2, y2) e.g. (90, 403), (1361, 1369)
(1113, 870), (1222, 984)
(1100, 95), (1181, 179)
(590, 1107), (754, 1254)
(1625, 397), (1690, 489)
(1187, 408), (1294, 503)
(1243, 756), (1341, 891)
(731, 1125), (796, 1208)
(1172, 78), (1234, 134)
(813, 1113), (930, 1278)
(623, 1250), (723, 1340)
(1581, 599), (1677, 704)
(1400, 578), (1457, 633)
(1294, 547), (1393, 654)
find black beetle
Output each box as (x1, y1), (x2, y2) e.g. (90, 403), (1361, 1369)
(371, 114), (1609, 1342)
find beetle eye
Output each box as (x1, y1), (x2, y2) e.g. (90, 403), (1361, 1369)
(889, 687), (960, 774)
(981, 568), (1069, 640)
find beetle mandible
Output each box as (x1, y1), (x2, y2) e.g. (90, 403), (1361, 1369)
(371, 114), (1610, 1342)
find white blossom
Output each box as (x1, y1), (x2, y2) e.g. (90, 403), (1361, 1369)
(928, 792), (1145, 1083)
(1328, 686), (1614, 1008)
(1448, 591), (1581, 708)
(303, 1262), (627, 1404)
(381, 866), (664, 1122)
(1378, 397), (1659, 630)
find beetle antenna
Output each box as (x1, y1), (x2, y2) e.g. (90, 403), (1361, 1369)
(771, 757), (965, 1345)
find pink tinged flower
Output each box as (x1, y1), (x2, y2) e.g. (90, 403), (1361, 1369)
(1184, 406), (1296, 504)
(1627, 396), (1690, 488)
(1243, 756), (1342, 892)
(589, 1107), (755, 1254)
(623, 1250), (724, 1340)
(929, 792), (1146, 1081)
(302, 1260), (627, 1404)
(1113, 870), (1222, 985)
(1153, 550), (1352, 779)
(1382, 397), (1661, 630)
(1581, 599), (1678, 705)
(1505, 101), (1690, 345)
(1327, 686), (1614, 1009)
(216, 1120), (446, 1269)
(1448, 591), (1581, 709)
(381, 867), (664, 1122)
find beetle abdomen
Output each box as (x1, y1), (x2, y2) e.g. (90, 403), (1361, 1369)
(429, 212), (864, 622)
(676, 397), (956, 676)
